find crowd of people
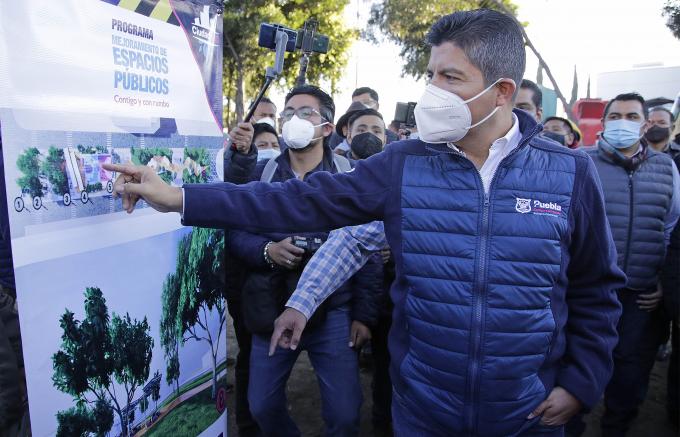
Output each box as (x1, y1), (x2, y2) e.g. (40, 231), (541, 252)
(3, 6), (680, 437)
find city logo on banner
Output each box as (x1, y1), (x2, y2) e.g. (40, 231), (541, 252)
(192, 5), (217, 45)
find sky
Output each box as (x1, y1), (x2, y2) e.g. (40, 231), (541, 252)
(270, 0), (680, 123)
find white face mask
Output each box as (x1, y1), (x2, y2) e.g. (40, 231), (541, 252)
(257, 147), (281, 161)
(282, 115), (327, 150)
(414, 79), (503, 144)
(255, 117), (276, 129)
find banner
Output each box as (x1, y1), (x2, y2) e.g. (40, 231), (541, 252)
(0, 0), (227, 435)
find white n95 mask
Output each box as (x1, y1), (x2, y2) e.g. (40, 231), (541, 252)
(282, 115), (327, 150)
(414, 79), (503, 144)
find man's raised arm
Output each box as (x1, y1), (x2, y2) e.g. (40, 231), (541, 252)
(103, 148), (393, 234)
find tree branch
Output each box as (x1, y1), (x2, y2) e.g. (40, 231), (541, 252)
(486, 0), (575, 120)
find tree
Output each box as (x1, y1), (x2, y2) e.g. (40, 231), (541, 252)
(160, 273), (182, 395)
(16, 147), (43, 198)
(223, 1), (357, 126)
(52, 287), (153, 436)
(367, 0), (518, 79)
(110, 313), (153, 434)
(183, 148), (210, 184)
(663, 0), (680, 39)
(160, 229), (226, 399)
(42, 147), (69, 195)
(130, 147), (174, 184)
(151, 370), (161, 412)
(140, 396), (149, 414)
(368, 0), (580, 120)
(56, 405), (95, 437)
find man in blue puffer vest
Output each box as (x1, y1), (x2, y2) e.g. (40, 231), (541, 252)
(105, 9), (626, 437)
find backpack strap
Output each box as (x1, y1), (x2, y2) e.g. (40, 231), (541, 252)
(260, 158), (279, 182)
(332, 154), (351, 173)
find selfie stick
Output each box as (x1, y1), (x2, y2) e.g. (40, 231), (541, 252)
(244, 30), (288, 122)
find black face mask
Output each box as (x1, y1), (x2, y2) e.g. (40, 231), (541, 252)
(644, 125), (671, 144)
(542, 131), (566, 147)
(350, 132), (384, 159)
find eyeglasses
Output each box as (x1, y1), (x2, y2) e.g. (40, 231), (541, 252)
(279, 106), (325, 122)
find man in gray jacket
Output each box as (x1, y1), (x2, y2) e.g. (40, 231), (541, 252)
(570, 92), (680, 436)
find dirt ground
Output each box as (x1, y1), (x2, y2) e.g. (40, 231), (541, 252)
(225, 316), (678, 437)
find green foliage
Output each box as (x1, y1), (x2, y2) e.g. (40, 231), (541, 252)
(16, 147), (44, 198)
(151, 370), (161, 404)
(183, 148), (210, 183)
(144, 382), (222, 437)
(85, 183), (103, 193)
(367, 0), (518, 79)
(160, 273), (182, 393)
(223, 0), (357, 126)
(42, 147), (70, 195)
(56, 405), (95, 437)
(664, 0), (680, 39)
(91, 399), (114, 437)
(52, 287), (154, 436)
(139, 396), (149, 413)
(130, 147), (174, 184)
(76, 145), (108, 154)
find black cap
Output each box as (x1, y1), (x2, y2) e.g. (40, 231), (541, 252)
(335, 101), (368, 138)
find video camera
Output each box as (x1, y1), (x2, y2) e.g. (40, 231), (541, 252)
(292, 236), (325, 257)
(394, 102), (417, 129)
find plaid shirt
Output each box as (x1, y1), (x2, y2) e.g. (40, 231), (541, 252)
(286, 221), (387, 319)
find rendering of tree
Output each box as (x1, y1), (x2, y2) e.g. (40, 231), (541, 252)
(151, 370), (162, 412)
(664, 0), (680, 39)
(160, 229), (226, 399)
(160, 273), (182, 395)
(42, 147), (69, 195)
(52, 287), (153, 436)
(183, 148), (210, 184)
(139, 396), (149, 414)
(223, 0), (356, 125)
(130, 146), (174, 184)
(16, 147), (43, 198)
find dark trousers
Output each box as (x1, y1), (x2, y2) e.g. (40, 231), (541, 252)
(227, 298), (261, 437)
(371, 314), (393, 431)
(248, 307), (362, 437)
(668, 319), (679, 427)
(600, 290), (666, 436)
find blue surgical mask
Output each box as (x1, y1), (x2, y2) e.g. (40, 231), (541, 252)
(257, 148), (281, 162)
(602, 119), (643, 149)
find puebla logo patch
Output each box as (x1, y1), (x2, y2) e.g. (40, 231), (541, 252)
(515, 198), (532, 213)
(515, 197), (563, 217)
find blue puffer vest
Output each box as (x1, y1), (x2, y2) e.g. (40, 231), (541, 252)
(587, 143), (674, 290)
(390, 120), (578, 436)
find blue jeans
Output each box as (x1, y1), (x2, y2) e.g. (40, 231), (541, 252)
(391, 391), (564, 437)
(248, 307), (362, 437)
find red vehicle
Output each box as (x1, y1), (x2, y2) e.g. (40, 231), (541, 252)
(572, 99), (608, 147)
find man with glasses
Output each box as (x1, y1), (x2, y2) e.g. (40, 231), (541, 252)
(223, 84), (381, 437)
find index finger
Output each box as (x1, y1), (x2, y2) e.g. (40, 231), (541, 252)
(103, 163), (142, 177)
(269, 324), (285, 356)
